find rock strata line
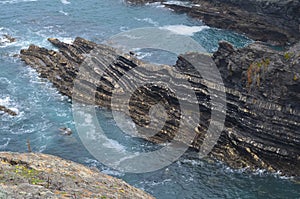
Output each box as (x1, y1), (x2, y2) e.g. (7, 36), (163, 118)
(20, 37), (300, 176)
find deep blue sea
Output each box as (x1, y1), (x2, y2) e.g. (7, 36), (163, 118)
(0, 0), (299, 198)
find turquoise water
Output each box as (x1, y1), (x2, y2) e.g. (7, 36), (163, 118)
(0, 0), (299, 198)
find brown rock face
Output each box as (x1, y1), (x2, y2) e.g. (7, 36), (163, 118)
(20, 37), (300, 176)
(0, 152), (155, 199)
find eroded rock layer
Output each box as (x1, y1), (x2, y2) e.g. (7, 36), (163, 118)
(20, 37), (300, 176)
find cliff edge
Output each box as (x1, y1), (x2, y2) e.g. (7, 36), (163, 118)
(0, 152), (155, 199)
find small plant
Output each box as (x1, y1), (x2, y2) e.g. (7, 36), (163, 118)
(263, 58), (270, 67)
(247, 64), (253, 86)
(284, 52), (293, 60)
(247, 58), (271, 88)
(14, 165), (44, 185)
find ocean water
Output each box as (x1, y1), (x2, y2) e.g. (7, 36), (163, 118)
(0, 0), (299, 198)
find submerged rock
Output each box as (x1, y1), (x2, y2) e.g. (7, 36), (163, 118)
(127, 0), (300, 45)
(59, 127), (72, 135)
(0, 105), (17, 116)
(20, 37), (300, 176)
(0, 34), (16, 46)
(0, 152), (155, 199)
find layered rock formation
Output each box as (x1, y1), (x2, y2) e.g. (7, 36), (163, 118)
(126, 0), (300, 45)
(20, 37), (300, 176)
(0, 152), (155, 199)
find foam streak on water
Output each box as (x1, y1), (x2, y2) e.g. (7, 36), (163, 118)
(161, 25), (210, 36)
(0, 0), (37, 4)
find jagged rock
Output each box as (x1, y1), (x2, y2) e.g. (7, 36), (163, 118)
(127, 0), (300, 45)
(0, 105), (17, 116)
(213, 41), (300, 107)
(0, 152), (155, 199)
(0, 34), (16, 46)
(20, 37), (300, 176)
(3, 34), (16, 43)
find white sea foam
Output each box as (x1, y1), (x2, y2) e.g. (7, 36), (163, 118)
(164, 1), (192, 7)
(134, 17), (159, 26)
(0, 96), (11, 107)
(59, 10), (69, 16)
(60, 0), (70, 5)
(0, 77), (11, 88)
(181, 159), (204, 166)
(0, 0), (37, 4)
(57, 37), (74, 44)
(11, 26), (73, 52)
(38, 145), (47, 152)
(0, 96), (20, 115)
(0, 41), (12, 48)
(102, 138), (127, 153)
(84, 158), (124, 176)
(136, 51), (153, 60)
(145, 2), (166, 8)
(101, 169), (124, 177)
(0, 138), (11, 149)
(145, 2), (161, 6)
(160, 25), (209, 36)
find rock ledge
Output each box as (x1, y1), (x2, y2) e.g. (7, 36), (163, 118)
(0, 152), (154, 199)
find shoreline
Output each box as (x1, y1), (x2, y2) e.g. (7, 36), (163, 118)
(127, 0), (300, 46)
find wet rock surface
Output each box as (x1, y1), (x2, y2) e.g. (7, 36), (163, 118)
(0, 34), (16, 46)
(127, 0), (300, 45)
(0, 152), (155, 199)
(20, 37), (300, 176)
(0, 105), (17, 116)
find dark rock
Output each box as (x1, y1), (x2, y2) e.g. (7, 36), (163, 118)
(127, 0), (300, 45)
(59, 127), (72, 135)
(0, 105), (17, 116)
(3, 34), (16, 43)
(0, 34), (16, 46)
(20, 38), (300, 176)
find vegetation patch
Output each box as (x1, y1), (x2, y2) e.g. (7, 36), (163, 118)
(14, 165), (45, 185)
(247, 58), (270, 87)
(283, 52), (293, 60)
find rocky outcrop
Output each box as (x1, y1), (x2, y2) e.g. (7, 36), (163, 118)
(0, 105), (17, 116)
(20, 37), (300, 176)
(127, 0), (300, 45)
(0, 152), (155, 199)
(0, 34), (16, 46)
